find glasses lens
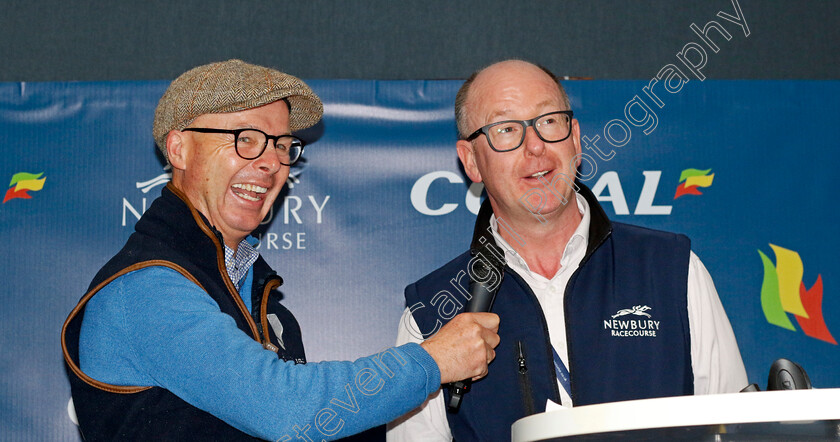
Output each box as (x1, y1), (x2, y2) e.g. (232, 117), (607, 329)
(487, 122), (524, 151)
(275, 136), (303, 165)
(236, 130), (268, 159)
(534, 112), (571, 142)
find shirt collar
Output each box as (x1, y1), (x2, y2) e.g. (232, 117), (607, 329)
(223, 237), (260, 290)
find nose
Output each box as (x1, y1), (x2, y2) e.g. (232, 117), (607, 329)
(522, 126), (546, 157)
(253, 141), (282, 174)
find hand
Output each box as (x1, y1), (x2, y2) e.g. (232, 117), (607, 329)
(420, 312), (500, 384)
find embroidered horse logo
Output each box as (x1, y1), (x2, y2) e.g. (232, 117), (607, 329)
(612, 305), (652, 319)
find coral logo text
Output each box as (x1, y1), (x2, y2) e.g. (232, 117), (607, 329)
(4, 172), (46, 203)
(674, 168), (713, 199)
(412, 170), (678, 216)
(758, 244), (836, 345)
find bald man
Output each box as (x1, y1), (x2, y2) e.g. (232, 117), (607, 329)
(387, 60), (746, 441)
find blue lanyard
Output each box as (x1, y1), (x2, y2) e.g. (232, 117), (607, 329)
(551, 346), (572, 400)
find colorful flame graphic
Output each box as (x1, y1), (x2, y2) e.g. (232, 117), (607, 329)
(758, 244), (836, 345)
(4, 172), (46, 203)
(674, 168), (714, 199)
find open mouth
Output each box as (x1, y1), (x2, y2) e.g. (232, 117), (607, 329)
(231, 183), (267, 202)
(523, 169), (554, 183)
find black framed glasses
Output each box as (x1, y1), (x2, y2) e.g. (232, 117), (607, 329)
(181, 128), (305, 166)
(464, 110), (574, 152)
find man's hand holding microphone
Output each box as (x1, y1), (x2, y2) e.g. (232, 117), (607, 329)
(420, 313), (500, 384)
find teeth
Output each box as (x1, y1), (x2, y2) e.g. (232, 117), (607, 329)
(232, 183), (266, 202)
(530, 170), (549, 178)
(234, 191), (260, 202)
(232, 183), (267, 194)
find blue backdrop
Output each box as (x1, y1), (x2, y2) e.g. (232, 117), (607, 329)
(1, 79), (837, 440)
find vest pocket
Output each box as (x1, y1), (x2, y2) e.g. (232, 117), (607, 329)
(516, 340), (535, 415)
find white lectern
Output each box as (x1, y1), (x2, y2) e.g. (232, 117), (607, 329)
(512, 388), (840, 441)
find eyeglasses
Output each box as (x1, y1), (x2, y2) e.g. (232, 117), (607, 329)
(464, 110), (574, 152)
(181, 128), (305, 166)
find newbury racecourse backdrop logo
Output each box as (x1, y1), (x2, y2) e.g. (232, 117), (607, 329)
(122, 164), (328, 251)
(4, 172), (46, 203)
(674, 168), (714, 199)
(123, 165), (313, 225)
(758, 244), (836, 345)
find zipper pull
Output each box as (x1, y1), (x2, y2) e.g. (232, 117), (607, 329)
(517, 341), (528, 374)
(516, 340), (536, 415)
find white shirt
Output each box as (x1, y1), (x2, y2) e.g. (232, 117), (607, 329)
(386, 193), (748, 441)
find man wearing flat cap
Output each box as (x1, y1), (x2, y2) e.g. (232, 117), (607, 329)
(62, 59), (500, 441)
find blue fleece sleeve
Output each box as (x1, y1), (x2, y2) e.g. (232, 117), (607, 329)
(79, 267), (441, 441)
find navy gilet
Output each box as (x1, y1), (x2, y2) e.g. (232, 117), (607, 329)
(405, 184), (692, 441)
(62, 183), (305, 441)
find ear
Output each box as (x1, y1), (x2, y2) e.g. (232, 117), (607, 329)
(571, 118), (582, 169)
(456, 140), (483, 183)
(166, 130), (188, 171)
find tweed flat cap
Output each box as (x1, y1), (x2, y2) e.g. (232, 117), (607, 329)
(153, 59), (323, 158)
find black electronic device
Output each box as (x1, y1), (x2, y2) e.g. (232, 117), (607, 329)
(767, 358), (812, 391)
(740, 358), (812, 392)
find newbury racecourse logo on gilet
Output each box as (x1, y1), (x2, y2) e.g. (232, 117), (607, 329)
(411, 168), (712, 216)
(121, 166), (329, 251)
(603, 305), (660, 337)
(758, 244), (836, 345)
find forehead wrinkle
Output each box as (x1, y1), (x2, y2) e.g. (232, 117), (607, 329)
(479, 96), (564, 127)
(488, 99), (560, 120)
(466, 65), (562, 130)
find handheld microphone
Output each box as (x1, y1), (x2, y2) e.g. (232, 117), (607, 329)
(447, 258), (498, 412)
(465, 258), (498, 313)
(447, 200), (504, 413)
